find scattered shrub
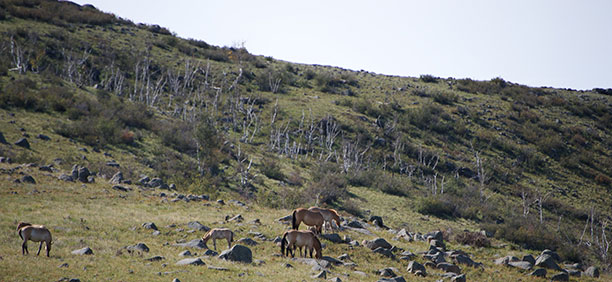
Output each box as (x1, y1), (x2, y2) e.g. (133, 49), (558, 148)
(420, 74), (439, 83)
(260, 158), (285, 181)
(417, 196), (456, 218)
(455, 231), (491, 247)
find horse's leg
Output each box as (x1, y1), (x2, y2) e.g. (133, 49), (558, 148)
(37, 241), (43, 256)
(213, 238), (217, 250)
(22, 240), (28, 255)
(227, 237), (231, 248)
(46, 240), (51, 257)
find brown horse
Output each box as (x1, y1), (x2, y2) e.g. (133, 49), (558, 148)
(17, 222), (52, 257)
(280, 230), (322, 259)
(202, 228), (234, 250)
(292, 208), (324, 234)
(308, 207), (342, 232)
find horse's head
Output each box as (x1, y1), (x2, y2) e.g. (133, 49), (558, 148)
(313, 236), (323, 259)
(17, 222), (31, 231)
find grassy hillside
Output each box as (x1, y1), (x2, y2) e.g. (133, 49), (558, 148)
(0, 0), (611, 280)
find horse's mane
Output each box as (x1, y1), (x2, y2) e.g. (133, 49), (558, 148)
(202, 229), (213, 241)
(17, 222), (32, 231)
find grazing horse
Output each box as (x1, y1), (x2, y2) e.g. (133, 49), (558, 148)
(280, 230), (322, 259)
(308, 207), (342, 232)
(202, 228), (233, 250)
(17, 222), (52, 257)
(292, 208), (324, 234)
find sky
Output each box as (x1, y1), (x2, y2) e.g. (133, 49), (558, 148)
(72, 0), (612, 90)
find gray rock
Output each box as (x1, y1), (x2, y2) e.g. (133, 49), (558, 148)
(451, 274), (466, 282)
(37, 134), (51, 141)
(58, 174), (74, 182)
(77, 167), (90, 183)
(175, 258), (205, 266)
(407, 261), (426, 275)
(540, 249), (561, 262)
(169, 184), (176, 190)
(126, 243), (149, 253)
(21, 175), (36, 184)
(237, 238), (258, 246)
(178, 250), (192, 257)
(363, 237), (392, 250)
(584, 266), (599, 277)
(15, 138), (30, 149)
(424, 230), (444, 241)
(347, 220), (365, 229)
(72, 247), (93, 255)
(369, 215), (384, 228)
(338, 253), (351, 261)
(106, 161), (120, 167)
(149, 178), (165, 188)
(437, 262), (461, 274)
(373, 247), (394, 258)
(550, 272), (569, 281)
(429, 239), (445, 250)
(508, 261), (533, 270)
(453, 254), (476, 267)
(109, 171), (123, 184)
(218, 245), (252, 263)
(378, 267), (396, 277)
(144, 256), (164, 262)
(217, 199), (225, 205)
(112, 185), (129, 192)
(142, 222), (158, 231)
(321, 256), (343, 265)
(0, 132), (7, 144)
(328, 277), (342, 282)
(227, 214), (243, 222)
(87, 176), (95, 183)
(377, 277), (406, 282)
(58, 263), (69, 268)
(535, 254), (561, 270)
(565, 268), (581, 277)
(529, 268), (547, 277)
(494, 255), (519, 265)
(172, 279), (181, 282)
(187, 221), (209, 231)
(321, 233), (343, 243)
(522, 254), (536, 265)
(202, 249), (218, 256)
(39, 165), (53, 172)
(173, 239), (207, 249)
(312, 270), (327, 279)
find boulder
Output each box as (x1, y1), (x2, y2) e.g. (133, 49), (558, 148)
(178, 250), (192, 257)
(540, 249), (561, 262)
(338, 253), (351, 261)
(277, 215), (292, 222)
(227, 214), (243, 222)
(508, 261), (533, 270)
(148, 178), (165, 188)
(451, 274), (466, 282)
(21, 175), (36, 184)
(37, 134), (51, 141)
(218, 245), (252, 263)
(126, 243), (150, 253)
(377, 277), (406, 282)
(363, 237), (392, 250)
(58, 174), (74, 182)
(378, 267), (396, 277)
(321, 233), (343, 243)
(584, 266), (599, 277)
(407, 261), (426, 276)
(522, 254), (536, 265)
(175, 258), (205, 266)
(173, 239), (207, 249)
(77, 167), (90, 183)
(369, 215), (384, 228)
(494, 255), (519, 265)
(347, 220), (365, 229)
(429, 239), (445, 250)
(202, 249), (218, 256)
(38, 165), (52, 172)
(138, 176), (150, 185)
(109, 171), (123, 184)
(187, 221), (209, 231)
(424, 231), (444, 241)
(144, 256), (164, 262)
(14, 138), (30, 149)
(565, 268), (581, 277)
(72, 247), (93, 255)
(112, 185), (129, 192)
(312, 270), (327, 279)
(437, 262), (461, 274)
(535, 254), (561, 270)
(237, 238), (258, 246)
(529, 268), (547, 277)
(453, 254), (476, 267)
(373, 247), (394, 258)
(550, 272), (569, 281)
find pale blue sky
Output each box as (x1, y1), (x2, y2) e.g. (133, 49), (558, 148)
(73, 0), (612, 90)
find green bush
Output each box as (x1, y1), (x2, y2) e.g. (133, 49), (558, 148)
(417, 196), (456, 218)
(420, 74), (439, 83)
(260, 158), (285, 181)
(454, 231), (491, 248)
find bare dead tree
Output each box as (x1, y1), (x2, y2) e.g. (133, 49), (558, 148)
(533, 187), (551, 224)
(62, 48), (91, 86)
(9, 36), (28, 73)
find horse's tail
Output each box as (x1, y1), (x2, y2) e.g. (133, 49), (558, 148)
(281, 232), (288, 256)
(18, 228), (23, 240)
(291, 210), (297, 230)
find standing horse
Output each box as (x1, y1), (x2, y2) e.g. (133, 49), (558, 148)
(17, 222), (52, 257)
(202, 228), (233, 250)
(280, 230), (322, 259)
(292, 208), (324, 234)
(308, 207), (342, 232)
